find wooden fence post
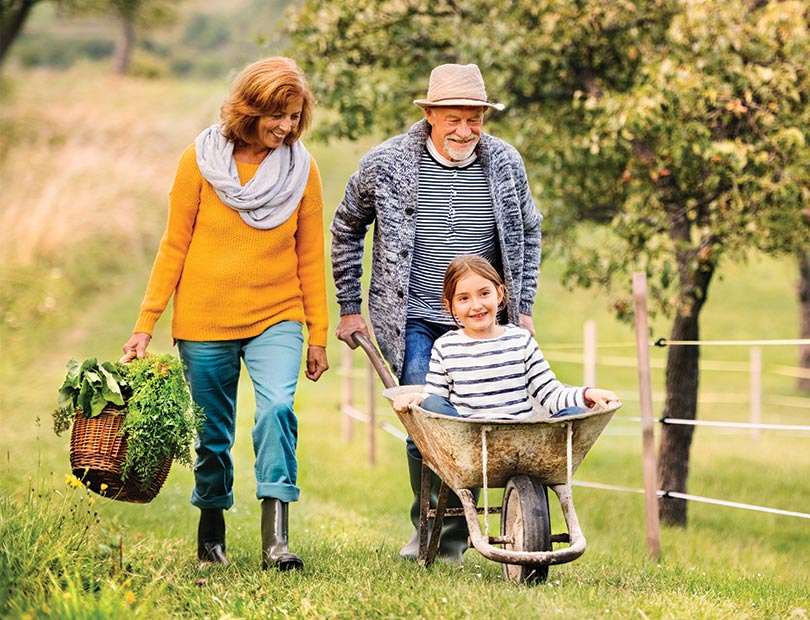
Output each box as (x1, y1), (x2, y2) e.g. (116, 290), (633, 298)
(632, 272), (661, 560)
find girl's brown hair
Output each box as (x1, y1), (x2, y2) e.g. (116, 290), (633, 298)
(442, 255), (506, 327)
(220, 57), (315, 148)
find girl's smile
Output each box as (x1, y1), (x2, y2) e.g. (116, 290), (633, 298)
(447, 270), (505, 339)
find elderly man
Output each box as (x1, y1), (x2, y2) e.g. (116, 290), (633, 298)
(331, 63), (542, 562)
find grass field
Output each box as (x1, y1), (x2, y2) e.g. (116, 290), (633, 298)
(1, 65), (808, 619)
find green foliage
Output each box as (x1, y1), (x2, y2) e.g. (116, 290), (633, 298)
(9, 0), (294, 78)
(287, 0), (810, 321)
(181, 11), (230, 50)
(12, 31), (115, 68)
(51, 354), (203, 488)
(119, 354), (203, 483)
(55, 358), (126, 423)
(61, 0), (181, 28)
(0, 477), (111, 616)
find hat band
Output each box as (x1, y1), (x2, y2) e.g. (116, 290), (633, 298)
(428, 96), (488, 104)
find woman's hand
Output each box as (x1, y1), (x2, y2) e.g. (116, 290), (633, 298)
(392, 393), (424, 414)
(122, 332), (152, 361)
(584, 387), (620, 410)
(305, 345), (329, 381)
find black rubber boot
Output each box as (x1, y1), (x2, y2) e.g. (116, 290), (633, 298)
(261, 498), (304, 571)
(197, 508), (228, 565)
(399, 452), (479, 563)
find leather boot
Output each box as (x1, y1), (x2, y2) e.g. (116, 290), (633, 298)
(197, 508), (228, 565)
(399, 452), (479, 563)
(261, 498), (304, 571)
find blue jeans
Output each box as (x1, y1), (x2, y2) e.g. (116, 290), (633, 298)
(422, 398), (585, 420)
(550, 406), (587, 418)
(178, 321), (304, 509)
(421, 394), (461, 417)
(399, 318), (453, 458)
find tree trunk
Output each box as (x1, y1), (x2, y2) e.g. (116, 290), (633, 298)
(656, 258), (714, 527)
(0, 0), (38, 70)
(112, 15), (135, 75)
(797, 251), (810, 392)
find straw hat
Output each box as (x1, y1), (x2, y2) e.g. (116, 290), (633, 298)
(413, 63), (505, 111)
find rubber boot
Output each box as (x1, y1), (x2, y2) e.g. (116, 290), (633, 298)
(261, 498), (304, 571)
(399, 452), (479, 563)
(197, 508), (228, 565)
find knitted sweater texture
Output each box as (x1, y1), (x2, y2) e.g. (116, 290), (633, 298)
(331, 119), (542, 376)
(134, 143), (328, 346)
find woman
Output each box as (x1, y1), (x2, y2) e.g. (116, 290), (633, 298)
(123, 57), (329, 571)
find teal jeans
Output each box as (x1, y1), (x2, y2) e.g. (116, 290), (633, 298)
(178, 321), (304, 509)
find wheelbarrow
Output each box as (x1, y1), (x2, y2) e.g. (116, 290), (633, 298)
(351, 332), (621, 584)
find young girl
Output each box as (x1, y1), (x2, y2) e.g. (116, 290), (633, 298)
(392, 255), (619, 419)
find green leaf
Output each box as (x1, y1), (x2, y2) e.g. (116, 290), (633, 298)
(98, 362), (125, 407)
(62, 358), (82, 388)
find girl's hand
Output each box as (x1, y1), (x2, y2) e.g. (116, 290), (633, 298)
(392, 393), (424, 413)
(584, 387), (620, 410)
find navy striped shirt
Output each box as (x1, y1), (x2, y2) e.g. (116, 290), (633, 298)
(424, 325), (588, 420)
(407, 142), (497, 324)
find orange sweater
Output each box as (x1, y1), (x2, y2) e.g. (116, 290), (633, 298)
(133, 143), (328, 347)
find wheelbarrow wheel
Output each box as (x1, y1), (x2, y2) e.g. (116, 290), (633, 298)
(500, 474), (551, 584)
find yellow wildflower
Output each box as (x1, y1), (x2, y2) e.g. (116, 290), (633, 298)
(65, 474), (83, 488)
(124, 591), (136, 605)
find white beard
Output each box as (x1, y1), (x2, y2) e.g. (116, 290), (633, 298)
(444, 136), (478, 161)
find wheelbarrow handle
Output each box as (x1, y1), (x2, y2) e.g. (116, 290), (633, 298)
(350, 331), (398, 390)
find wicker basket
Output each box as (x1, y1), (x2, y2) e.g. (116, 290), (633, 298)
(69, 405), (172, 503)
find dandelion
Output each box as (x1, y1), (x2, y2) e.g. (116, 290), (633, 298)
(124, 591), (136, 605)
(65, 473), (83, 488)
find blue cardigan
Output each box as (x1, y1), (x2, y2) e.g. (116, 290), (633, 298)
(331, 119), (543, 377)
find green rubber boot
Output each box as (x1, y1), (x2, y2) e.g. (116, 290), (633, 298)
(399, 452), (478, 563)
(261, 499), (304, 571)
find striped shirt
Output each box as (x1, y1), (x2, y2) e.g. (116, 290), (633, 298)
(407, 142), (498, 323)
(424, 325), (588, 420)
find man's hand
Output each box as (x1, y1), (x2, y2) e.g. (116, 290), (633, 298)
(519, 313), (535, 336)
(336, 314), (369, 348)
(305, 345), (329, 381)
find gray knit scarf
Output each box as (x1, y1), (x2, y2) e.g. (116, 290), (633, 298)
(194, 124), (311, 230)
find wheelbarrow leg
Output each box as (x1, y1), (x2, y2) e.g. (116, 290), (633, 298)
(417, 461), (431, 564)
(417, 461), (452, 566)
(424, 481), (450, 566)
